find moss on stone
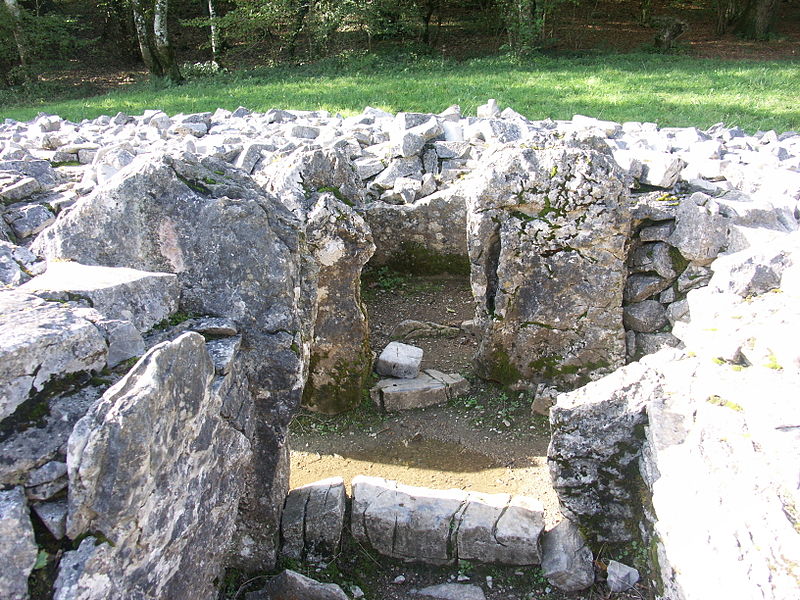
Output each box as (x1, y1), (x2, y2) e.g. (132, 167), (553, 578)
(384, 242), (470, 276)
(483, 347), (522, 386)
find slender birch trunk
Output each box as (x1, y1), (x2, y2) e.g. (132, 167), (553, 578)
(132, 0), (163, 76)
(208, 0), (219, 62)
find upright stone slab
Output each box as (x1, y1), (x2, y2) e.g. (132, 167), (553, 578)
(33, 152), (308, 569)
(63, 332), (250, 599)
(302, 194), (375, 414)
(465, 142), (630, 389)
(281, 477), (346, 562)
(0, 487), (38, 600)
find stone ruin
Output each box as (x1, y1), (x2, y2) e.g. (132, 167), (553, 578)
(0, 101), (799, 600)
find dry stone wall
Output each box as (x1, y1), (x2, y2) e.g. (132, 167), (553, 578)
(1, 102), (799, 600)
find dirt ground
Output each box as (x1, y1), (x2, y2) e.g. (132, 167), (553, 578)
(283, 273), (650, 600)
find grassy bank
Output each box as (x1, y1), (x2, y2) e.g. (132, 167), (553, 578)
(2, 52), (798, 132)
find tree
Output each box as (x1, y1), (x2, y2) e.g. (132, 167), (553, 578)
(132, 0), (182, 82)
(3, 0), (28, 66)
(734, 0), (779, 40)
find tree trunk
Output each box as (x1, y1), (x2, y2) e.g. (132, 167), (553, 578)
(4, 0), (28, 67)
(734, 0), (779, 40)
(287, 0), (311, 58)
(208, 0), (219, 62)
(153, 0), (182, 82)
(132, 0), (163, 76)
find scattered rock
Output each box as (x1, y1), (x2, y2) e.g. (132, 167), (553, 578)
(540, 519), (595, 592)
(0, 487), (38, 600)
(606, 559), (639, 592)
(414, 583), (487, 600)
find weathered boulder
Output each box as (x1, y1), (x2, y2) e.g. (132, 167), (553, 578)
(21, 262), (179, 332)
(280, 477), (346, 563)
(4, 202), (55, 239)
(0, 291), (108, 422)
(540, 519), (595, 592)
(667, 193), (729, 265)
(0, 487), (38, 600)
(302, 193), (374, 414)
(548, 361), (661, 541)
(62, 332), (250, 599)
(32, 152), (309, 569)
(245, 569), (349, 600)
(465, 142), (630, 388)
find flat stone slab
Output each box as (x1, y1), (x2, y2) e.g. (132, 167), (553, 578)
(246, 570), (349, 600)
(375, 341), (424, 379)
(21, 262), (179, 332)
(0, 291), (107, 422)
(370, 369), (468, 411)
(414, 583), (487, 600)
(351, 476), (544, 566)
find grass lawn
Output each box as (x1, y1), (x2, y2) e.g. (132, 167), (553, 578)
(1, 52), (798, 133)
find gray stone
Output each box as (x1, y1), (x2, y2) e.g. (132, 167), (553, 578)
(189, 316), (238, 336)
(0, 241), (30, 287)
(638, 222), (675, 242)
(351, 476), (467, 565)
(302, 194), (375, 414)
(65, 332), (250, 599)
(606, 560), (639, 592)
(0, 487), (37, 600)
(234, 142), (274, 174)
(466, 142), (630, 388)
(0, 292), (107, 422)
(280, 477), (345, 563)
(549, 361), (660, 541)
(630, 192), (679, 225)
(206, 335), (241, 375)
(22, 262), (179, 333)
(371, 370), (468, 411)
(666, 299), (689, 325)
(624, 273), (671, 303)
(0, 176), (40, 201)
(24, 459), (68, 500)
(393, 130), (425, 158)
(709, 239), (794, 298)
(354, 156), (385, 180)
(245, 570), (348, 600)
(677, 264), (712, 292)
(456, 492), (544, 565)
(4, 203), (55, 238)
(32, 499), (68, 539)
(623, 300), (668, 333)
(629, 241), (677, 280)
(371, 156), (422, 191)
(414, 583), (486, 600)
(375, 341), (424, 379)
(476, 99), (500, 118)
(92, 318), (144, 368)
(540, 519), (595, 592)
(362, 187), (467, 269)
(0, 159), (58, 190)
(667, 194), (729, 265)
(635, 332), (681, 356)
(32, 152), (310, 569)
(638, 151), (685, 188)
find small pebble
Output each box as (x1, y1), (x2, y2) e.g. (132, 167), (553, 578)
(457, 574), (470, 582)
(392, 575), (407, 584)
(351, 585), (364, 599)
(486, 576), (493, 589)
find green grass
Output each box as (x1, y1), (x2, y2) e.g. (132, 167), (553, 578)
(2, 51), (798, 132)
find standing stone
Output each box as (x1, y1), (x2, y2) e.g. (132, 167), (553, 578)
(64, 332), (251, 599)
(540, 519), (595, 592)
(465, 142), (630, 388)
(375, 341), (424, 379)
(302, 194), (375, 414)
(32, 152), (309, 570)
(280, 477), (346, 563)
(0, 487), (38, 600)
(548, 361), (661, 541)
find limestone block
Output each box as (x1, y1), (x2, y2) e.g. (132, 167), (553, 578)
(540, 519), (595, 592)
(3, 203), (55, 238)
(245, 570), (349, 600)
(205, 336), (241, 375)
(0, 292), (107, 422)
(371, 369), (469, 411)
(638, 151), (685, 188)
(375, 341), (424, 379)
(32, 499), (68, 539)
(415, 583), (486, 600)
(0, 487), (38, 600)
(21, 262), (180, 333)
(0, 159), (58, 190)
(667, 193), (729, 265)
(623, 300), (668, 333)
(64, 332), (250, 599)
(606, 560), (639, 592)
(0, 176), (41, 201)
(624, 273), (671, 303)
(280, 477), (345, 563)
